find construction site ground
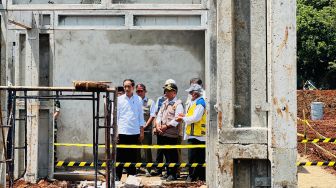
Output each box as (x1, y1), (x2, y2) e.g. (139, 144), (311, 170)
(297, 90), (336, 187)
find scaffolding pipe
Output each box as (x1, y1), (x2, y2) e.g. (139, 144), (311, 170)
(0, 86), (116, 92)
(0, 85), (117, 187)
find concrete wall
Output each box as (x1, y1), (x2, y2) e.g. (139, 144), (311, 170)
(53, 30), (205, 161)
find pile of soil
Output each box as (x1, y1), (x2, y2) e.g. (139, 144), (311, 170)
(297, 90), (336, 119)
(297, 90), (336, 174)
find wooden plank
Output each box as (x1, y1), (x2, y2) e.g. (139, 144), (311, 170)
(8, 19), (32, 29)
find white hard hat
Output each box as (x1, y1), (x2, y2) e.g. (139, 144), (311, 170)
(186, 84), (203, 94)
(164, 79), (176, 85)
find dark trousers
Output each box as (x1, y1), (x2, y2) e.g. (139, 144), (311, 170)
(188, 138), (206, 181)
(116, 134), (140, 180)
(161, 136), (179, 177)
(155, 135), (165, 173)
(141, 132), (152, 170)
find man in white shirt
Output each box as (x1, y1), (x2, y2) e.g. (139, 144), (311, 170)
(116, 79), (145, 180)
(177, 84), (206, 182)
(156, 83), (184, 181)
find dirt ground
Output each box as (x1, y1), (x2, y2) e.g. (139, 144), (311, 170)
(13, 179), (72, 188)
(298, 156), (336, 188)
(297, 90), (336, 174)
(297, 90), (336, 120)
(297, 90), (336, 187)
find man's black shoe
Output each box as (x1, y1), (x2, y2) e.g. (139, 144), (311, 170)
(160, 173), (168, 180)
(166, 175), (177, 182)
(186, 175), (196, 183)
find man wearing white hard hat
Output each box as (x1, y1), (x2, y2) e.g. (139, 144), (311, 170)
(176, 84), (206, 182)
(151, 79), (176, 176)
(156, 83), (184, 181)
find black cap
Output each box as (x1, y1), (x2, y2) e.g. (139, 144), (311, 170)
(117, 86), (124, 92)
(163, 83), (178, 92)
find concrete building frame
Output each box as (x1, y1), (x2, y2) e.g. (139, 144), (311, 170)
(0, 0), (297, 187)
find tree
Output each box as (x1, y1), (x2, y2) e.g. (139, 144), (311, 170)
(297, 0), (336, 89)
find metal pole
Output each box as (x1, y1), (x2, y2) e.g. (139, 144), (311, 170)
(95, 92), (100, 188)
(5, 90), (12, 188)
(111, 91), (118, 188)
(22, 91), (28, 178)
(0, 86), (116, 92)
(10, 91), (16, 188)
(53, 91), (59, 174)
(92, 92), (97, 187)
(105, 92), (111, 188)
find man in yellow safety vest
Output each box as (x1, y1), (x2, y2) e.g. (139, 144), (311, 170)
(176, 83), (206, 182)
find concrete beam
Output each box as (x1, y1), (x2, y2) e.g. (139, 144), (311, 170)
(219, 128), (268, 144)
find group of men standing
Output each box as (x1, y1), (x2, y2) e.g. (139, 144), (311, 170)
(116, 78), (207, 182)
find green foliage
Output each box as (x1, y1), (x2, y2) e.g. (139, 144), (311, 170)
(297, 0), (336, 89)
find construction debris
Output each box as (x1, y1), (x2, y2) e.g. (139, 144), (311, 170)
(124, 175), (142, 188)
(13, 179), (72, 188)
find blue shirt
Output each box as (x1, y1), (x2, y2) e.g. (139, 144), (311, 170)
(117, 93), (145, 135)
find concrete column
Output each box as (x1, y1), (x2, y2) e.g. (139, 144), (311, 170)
(268, 0), (297, 187)
(205, 0), (218, 186)
(0, 10), (8, 188)
(24, 12), (40, 183)
(215, 0), (297, 186)
(216, 0), (235, 186)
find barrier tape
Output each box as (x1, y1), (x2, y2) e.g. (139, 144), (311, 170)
(299, 138), (336, 143)
(297, 118), (327, 139)
(55, 161), (206, 168)
(54, 143), (205, 149)
(55, 161), (336, 167)
(297, 133), (305, 137)
(296, 161), (336, 166)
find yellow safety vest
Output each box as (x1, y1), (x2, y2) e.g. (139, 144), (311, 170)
(185, 98), (206, 136)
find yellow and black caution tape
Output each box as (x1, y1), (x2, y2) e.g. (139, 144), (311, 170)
(54, 143), (205, 149)
(55, 161), (336, 167)
(299, 138), (336, 143)
(296, 161), (336, 166)
(55, 161), (206, 168)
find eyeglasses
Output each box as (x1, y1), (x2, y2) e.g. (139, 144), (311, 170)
(136, 90), (144, 93)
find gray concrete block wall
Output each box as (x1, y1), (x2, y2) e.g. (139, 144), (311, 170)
(53, 30), (205, 161)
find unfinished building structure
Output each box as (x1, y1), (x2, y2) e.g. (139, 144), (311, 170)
(0, 0), (297, 187)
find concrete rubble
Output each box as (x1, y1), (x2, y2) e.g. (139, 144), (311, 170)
(124, 175), (142, 188)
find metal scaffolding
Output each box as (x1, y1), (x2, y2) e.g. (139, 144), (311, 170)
(0, 86), (118, 188)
